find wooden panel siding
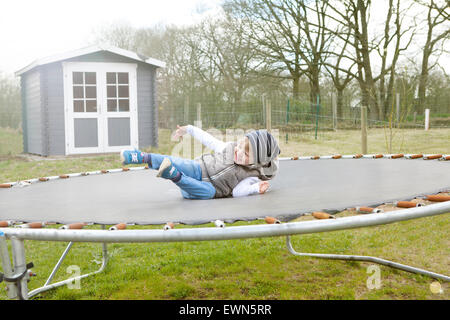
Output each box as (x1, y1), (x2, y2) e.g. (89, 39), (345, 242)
(137, 65), (157, 148)
(43, 62), (66, 155)
(22, 69), (43, 155)
(20, 76), (28, 153)
(151, 67), (158, 147)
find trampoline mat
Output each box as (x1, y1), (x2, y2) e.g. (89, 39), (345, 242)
(0, 158), (449, 225)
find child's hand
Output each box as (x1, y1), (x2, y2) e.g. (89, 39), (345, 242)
(172, 125), (188, 141)
(259, 181), (270, 194)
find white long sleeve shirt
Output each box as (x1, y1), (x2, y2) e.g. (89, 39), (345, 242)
(186, 125), (262, 197)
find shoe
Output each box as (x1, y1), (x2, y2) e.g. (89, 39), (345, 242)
(120, 149), (145, 165)
(157, 158), (179, 180)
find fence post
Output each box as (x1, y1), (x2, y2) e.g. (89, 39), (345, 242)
(266, 99), (272, 132)
(314, 95), (320, 140)
(361, 106), (368, 154)
(184, 96), (189, 124)
(285, 98), (290, 144)
(170, 104), (175, 130)
(424, 109), (430, 131)
(196, 103), (202, 125)
(332, 92), (337, 131)
(261, 94), (266, 127)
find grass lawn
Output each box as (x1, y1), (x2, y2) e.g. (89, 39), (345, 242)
(0, 127), (449, 300)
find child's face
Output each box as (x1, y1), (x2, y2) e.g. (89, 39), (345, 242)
(234, 137), (253, 165)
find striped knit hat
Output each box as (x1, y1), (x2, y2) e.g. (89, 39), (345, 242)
(245, 129), (280, 179)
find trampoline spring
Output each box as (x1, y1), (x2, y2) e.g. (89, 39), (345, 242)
(440, 155), (450, 161)
(0, 221), (15, 227)
(353, 154), (363, 158)
(356, 207), (382, 214)
(16, 222), (46, 229)
(109, 223), (127, 231)
(425, 194), (450, 202)
(163, 222), (175, 230)
(17, 181), (32, 188)
(332, 154), (342, 159)
(101, 170), (109, 174)
(373, 154), (384, 158)
(395, 201), (423, 208)
(59, 175), (69, 179)
(390, 154), (404, 159)
(312, 212), (335, 219)
(59, 223), (87, 230)
(213, 220), (225, 228)
(424, 154), (443, 160)
(0, 183), (12, 188)
(408, 154), (423, 159)
(264, 216), (281, 224)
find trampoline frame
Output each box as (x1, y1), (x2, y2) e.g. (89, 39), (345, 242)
(0, 153), (449, 299)
(1, 201), (449, 299)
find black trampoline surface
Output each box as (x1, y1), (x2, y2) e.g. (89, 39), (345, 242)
(0, 158), (449, 225)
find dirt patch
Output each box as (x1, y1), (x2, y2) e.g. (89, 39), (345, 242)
(0, 154), (31, 162)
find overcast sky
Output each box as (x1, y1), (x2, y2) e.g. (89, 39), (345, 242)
(1, 0), (448, 76)
(0, 0), (223, 74)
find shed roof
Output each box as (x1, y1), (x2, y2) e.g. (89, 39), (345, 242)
(15, 45), (166, 76)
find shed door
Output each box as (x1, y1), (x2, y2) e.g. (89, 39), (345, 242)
(64, 62), (138, 155)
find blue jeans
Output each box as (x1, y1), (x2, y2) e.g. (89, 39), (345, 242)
(149, 153), (216, 199)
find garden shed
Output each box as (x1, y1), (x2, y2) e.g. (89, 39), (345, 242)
(15, 45), (165, 156)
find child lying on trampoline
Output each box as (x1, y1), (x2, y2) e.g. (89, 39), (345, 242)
(120, 125), (280, 199)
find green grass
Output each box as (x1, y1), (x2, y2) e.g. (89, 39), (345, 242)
(0, 127), (22, 156)
(0, 127), (449, 300)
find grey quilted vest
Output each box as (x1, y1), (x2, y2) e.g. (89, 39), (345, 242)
(196, 142), (260, 198)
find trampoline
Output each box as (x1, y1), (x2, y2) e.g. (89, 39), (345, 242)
(1, 153), (449, 299)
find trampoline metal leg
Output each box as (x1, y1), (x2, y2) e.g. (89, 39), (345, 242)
(27, 240), (109, 299)
(11, 237), (29, 300)
(0, 232), (17, 299)
(286, 235), (450, 282)
(45, 241), (74, 286)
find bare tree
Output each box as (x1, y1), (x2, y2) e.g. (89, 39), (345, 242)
(92, 22), (140, 51)
(320, 23), (356, 118)
(321, 0), (380, 118)
(224, 0), (333, 104)
(322, 0), (417, 120)
(414, 0), (450, 114)
(375, 0), (415, 118)
(197, 15), (261, 113)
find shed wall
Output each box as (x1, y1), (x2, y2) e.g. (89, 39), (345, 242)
(22, 69), (43, 155)
(137, 65), (158, 148)
(32, 51), (158, 155)
(42, 63), (66, 155)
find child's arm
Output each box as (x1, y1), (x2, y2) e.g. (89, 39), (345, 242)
(187, 125), (227, 153)
(174, 125), (227, 153)
(232, 177), (270, 198)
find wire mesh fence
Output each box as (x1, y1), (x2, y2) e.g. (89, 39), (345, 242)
(0, 90), (448, 157)
(155, 92), (450, 158)
(157, 93), (448, 134)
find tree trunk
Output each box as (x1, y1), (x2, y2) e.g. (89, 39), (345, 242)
(337, 89), (344, 119)
(417, 50), (430, 115)
(292, 77), (300, 100)
(309, 77), (320, 114)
